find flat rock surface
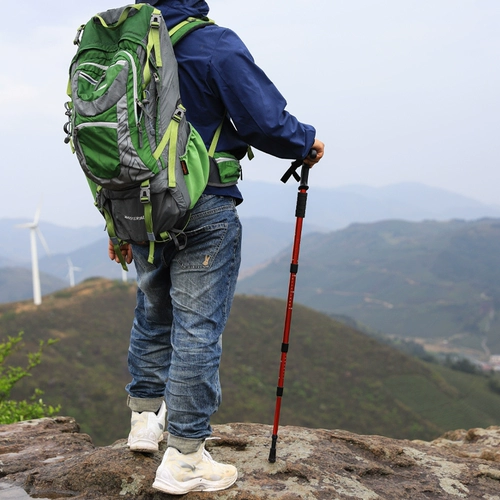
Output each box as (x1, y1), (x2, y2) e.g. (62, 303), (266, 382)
(1, 417), (500, 499)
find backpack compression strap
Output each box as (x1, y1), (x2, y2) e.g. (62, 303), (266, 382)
(144, 9), (163, 89)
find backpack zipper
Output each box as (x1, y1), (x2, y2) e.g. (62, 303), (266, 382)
(116, 51), (139, 127)
(75, 122), (117, 129)
(78, 72), (98, 85)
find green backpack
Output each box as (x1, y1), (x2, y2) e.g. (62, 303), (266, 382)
(64, 3), (232, 270)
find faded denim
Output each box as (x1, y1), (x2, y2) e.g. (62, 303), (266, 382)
(126, 194), (242, 442)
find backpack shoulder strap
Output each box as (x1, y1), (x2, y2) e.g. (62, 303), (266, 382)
(169, 16), (221, 154)
(169, 17), (229, 166)
(169, 17), (215, 46)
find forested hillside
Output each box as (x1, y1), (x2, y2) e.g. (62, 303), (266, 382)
(238, 218), (500, 357)
(2, 279), (500, 446)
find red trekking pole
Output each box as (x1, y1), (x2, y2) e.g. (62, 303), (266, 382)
(268, 150), (316, 463)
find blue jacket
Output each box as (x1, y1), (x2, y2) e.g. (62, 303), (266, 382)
(148, 0), (316, 196)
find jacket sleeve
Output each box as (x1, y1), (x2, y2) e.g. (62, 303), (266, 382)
(210, 28), (316, 160)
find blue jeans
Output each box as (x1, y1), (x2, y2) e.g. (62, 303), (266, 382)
(126, 194), (242, 442)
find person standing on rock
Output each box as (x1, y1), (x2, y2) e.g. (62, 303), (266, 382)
(108, 0), (324, 494)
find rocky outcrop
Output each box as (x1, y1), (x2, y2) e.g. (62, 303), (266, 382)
(1, 417), (500, 499)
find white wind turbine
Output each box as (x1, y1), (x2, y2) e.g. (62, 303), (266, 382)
(67, 258), (82, 288)
(16, 206), (50, 305)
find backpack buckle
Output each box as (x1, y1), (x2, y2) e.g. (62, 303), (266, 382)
(73, 24), (85, 46)
(151, 14), (161, 29)
(140, 185), (151, 203)
(173, 106), (185, 123)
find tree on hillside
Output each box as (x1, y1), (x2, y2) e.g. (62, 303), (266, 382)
(0, 331), (60, 424)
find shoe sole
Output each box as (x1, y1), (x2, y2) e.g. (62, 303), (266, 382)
(128, 438), (161, 453)
(152, 474), (237, 495)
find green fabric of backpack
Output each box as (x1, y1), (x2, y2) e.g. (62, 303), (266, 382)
(64, 4), (223, 270)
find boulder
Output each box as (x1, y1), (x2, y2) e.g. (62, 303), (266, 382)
(1, 417), (500, 499)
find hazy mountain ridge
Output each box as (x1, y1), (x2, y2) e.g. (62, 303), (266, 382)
(237, 181), (500, 228)
(0, 218), (106, 263)
(2, 182), (500, 303)
(0, 217), (315, 302)
(0, 267), (67, 304)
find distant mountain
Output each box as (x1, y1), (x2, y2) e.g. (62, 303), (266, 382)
(237, 181), (500, 229)
(238, 217), (322, 277)
(0, 267), (67, 304)
(0, 238), (133, 304)
(0, 218), (106, 264)
(38, 239), (134, 284)
(334, 183), (500, 220)
(2, 182), (500, 303)
(237, 218), (500, 357)
(0, 217), (310, 302)
(5, 279), (500, 447)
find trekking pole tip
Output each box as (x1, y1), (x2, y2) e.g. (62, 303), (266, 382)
(268, 434), (278, 463)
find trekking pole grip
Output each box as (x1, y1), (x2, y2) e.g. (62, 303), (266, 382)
(280, 148), (317, 184)
(299, 148), (317, 187)
(296, 148), (316, 217)
(299, 164), (310, 189)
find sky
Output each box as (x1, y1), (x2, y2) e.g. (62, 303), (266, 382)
(1, 0), (499, 227)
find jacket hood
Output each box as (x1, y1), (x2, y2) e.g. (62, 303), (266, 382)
(140, 0), (210, 29)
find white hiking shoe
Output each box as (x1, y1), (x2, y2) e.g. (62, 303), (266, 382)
(152, 444), (238, 495)
(127, 401), (166, 452)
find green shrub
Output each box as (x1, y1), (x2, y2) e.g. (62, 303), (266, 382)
(0, 331), (61, 424)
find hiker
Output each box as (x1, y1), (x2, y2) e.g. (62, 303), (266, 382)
(108, 0), (324, 494)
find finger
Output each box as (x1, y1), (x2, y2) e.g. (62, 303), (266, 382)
(126, 247), (134, 264)
(108, 243), (116, 261)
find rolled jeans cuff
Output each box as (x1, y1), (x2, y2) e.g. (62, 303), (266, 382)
(168, 434), (204, 455)
(127, 395), (164, 413)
